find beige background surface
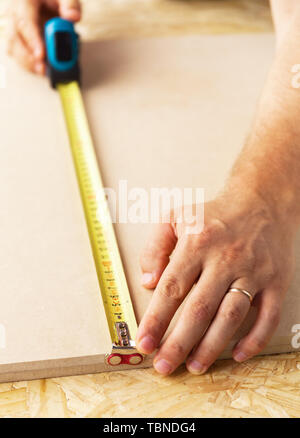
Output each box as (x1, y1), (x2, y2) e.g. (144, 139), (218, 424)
(1, 32), (300, 382)
(76, 0), (273, 40)
(0, 0), (300, 419)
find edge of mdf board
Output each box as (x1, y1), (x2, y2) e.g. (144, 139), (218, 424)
(0, 353), (154, 384)
(0, 343), (296, 383)
(220, 336), (297, 360)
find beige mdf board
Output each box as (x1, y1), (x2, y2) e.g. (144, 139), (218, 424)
(0, 33), (300, 383)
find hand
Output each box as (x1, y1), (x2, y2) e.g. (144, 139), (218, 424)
(7, 0), (81, 74)
(136, 192), (296, 375)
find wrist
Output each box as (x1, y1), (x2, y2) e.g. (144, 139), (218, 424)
(222, 169), (300, 233)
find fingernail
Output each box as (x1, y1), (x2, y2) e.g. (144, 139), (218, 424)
(141, 272), (154, 286)
(137, 335), (155, 354)
(187, 360), (206, 375)
(154, 359), (172, 375)
(234, 351), (247, 362)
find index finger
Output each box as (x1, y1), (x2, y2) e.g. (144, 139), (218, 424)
(136, 236), (203, 354)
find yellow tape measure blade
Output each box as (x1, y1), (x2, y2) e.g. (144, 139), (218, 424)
(57, 81), (137, 347)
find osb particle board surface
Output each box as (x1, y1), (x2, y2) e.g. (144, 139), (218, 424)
(1, 355), (300, 418)
(1, 33), (300, 385)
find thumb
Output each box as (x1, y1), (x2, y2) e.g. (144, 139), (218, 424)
(140, 223), (177, 289)
(58, 0), (81, 22)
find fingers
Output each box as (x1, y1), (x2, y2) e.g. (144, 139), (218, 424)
(17, 0), (44, 59)
(8, 0), (45, 73)
(58, 0), (81, 21)
(136, 235), (203, 355)
(8, 32), (44, 74)
(186, 277), (256, 374)
(140, 223), (177, 289)
(8, 0), (81, 74)
(152, 266), (233, 375)
(232, 287), (282, 362)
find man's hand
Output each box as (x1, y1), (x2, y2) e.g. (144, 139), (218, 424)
(136, 194), (295, 375)
(7, 0), (81, 74)
(136, 0), (300, 375)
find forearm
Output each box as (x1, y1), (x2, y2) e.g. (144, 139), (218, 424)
(224, 3), (300, 228)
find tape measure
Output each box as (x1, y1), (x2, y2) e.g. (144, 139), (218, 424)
(44, 18), (143, 367)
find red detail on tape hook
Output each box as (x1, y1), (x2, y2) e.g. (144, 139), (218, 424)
(107, 353), (143, 366)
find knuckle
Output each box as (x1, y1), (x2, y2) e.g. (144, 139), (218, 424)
(256, 253), (277, 283)
(189, 299), (213, 322)
(222, 241), (252, 267)
(220, 303), (244, 324)
(191, 221), (222, 249)
(143, 313), (165, 336)
(166, 341), (185, 357)
(159, 275), (182, 301)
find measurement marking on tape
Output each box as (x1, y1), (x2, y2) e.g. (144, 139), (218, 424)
(57, 81), (142, 365)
